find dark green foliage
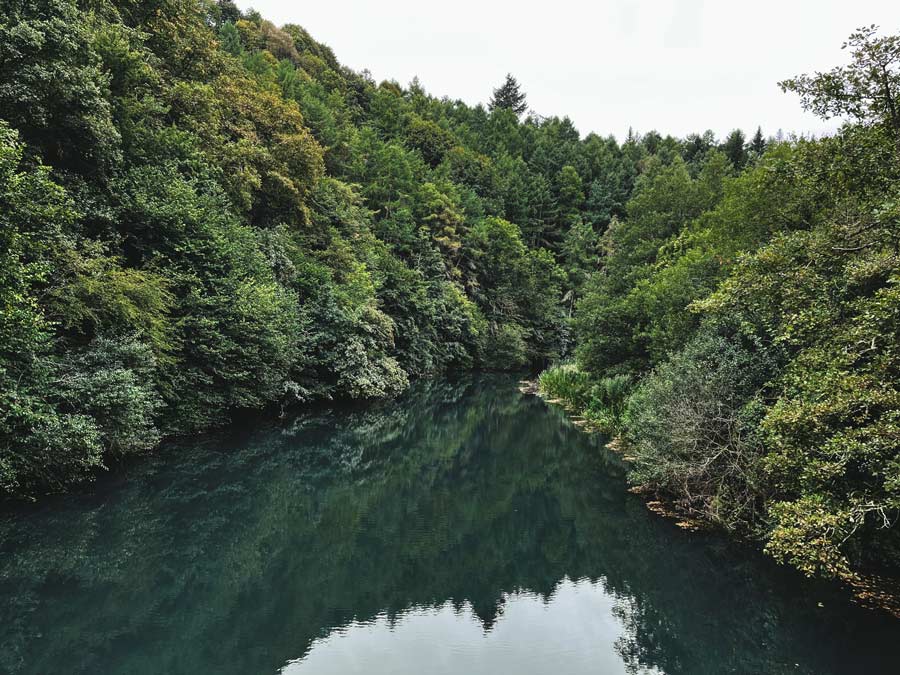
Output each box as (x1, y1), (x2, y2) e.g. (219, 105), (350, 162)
(624, 330), (772, 530)
(1, 0), (614, 498)
(698, 200), (900, 579)
(574, 153), (726, 375)
(749, 126), (766, 159)
(0, 123), (104, 495)
(0, 0), (120, 173)
(57, 335), (162, 456)
(554, 27), (900, 583)
(721, 129), (748, 169)
(682, 130), (716, 168)
(463, 217), (566, 367)
(406, 116), (455, 167)
(218, 21), (242, 56)
(4, 0), (896, 592)
(489, 73), (528, 116)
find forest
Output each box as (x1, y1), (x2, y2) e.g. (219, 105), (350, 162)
(0, 0), (898, 587)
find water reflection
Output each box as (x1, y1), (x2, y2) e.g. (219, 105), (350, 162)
(285, 579), (653, 675)
(1, 374), (898, 674)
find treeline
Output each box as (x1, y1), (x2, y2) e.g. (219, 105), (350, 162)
(540, 26), (900, 584)
(0, 0), (704, 497)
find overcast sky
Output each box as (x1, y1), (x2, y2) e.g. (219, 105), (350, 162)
(237, 1), (900, 141)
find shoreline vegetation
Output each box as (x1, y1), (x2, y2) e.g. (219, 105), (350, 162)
(1, 1), (898, 603)
(526, 24), (900, 596)
(531, 371), (900, 619)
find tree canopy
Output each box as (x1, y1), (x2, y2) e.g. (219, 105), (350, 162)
(780, 25), (900, 140)
(540, 27), (900, 586)
(1, 2), (898, 593)
(489, 73), (528, 115)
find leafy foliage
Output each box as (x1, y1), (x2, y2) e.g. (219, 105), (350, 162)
(553, 27), (900, 583)
(624, 330), (771, 530)
(3, 1), (898, 590)
(780, 25), (900, 140)
(0, 0), (600, 498)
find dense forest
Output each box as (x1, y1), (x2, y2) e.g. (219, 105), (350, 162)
(0, 0), (897, 587)
(539, 27), (900, 585)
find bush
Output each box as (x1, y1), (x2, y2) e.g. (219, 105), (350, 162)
(57, 335), (163, 456)
(538, 366), (631, 433)
(624, 331), (771, 530)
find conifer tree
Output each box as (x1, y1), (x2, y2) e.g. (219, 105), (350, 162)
(722, 129), (748, 169)
(749, 126), (767, 158)
(489, 74), (528, 116)
(219, 21), (243, 56)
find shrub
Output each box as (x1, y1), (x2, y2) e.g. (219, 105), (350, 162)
(624, 331), (771, 530)
(538, 366), (632, 433)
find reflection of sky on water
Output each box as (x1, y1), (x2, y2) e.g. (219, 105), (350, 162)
(285, 578), (660, 675)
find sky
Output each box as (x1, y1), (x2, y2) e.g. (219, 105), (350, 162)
(236, 1), (900, 141)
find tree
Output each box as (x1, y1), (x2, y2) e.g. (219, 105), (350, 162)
(574, 153), (727, 378)
(562, 217), (598, 302)
(462, 217), (565, 367)
(219, 21), (243, 56)
(0, 123), (104, 497)
(624, 329), (772, 530)
(405, 116), (455, 167)
(489, 74), (528, 116)
(698, 202), (900, 580)
(749, 126), (767, 158)
(780, 25), (900, 141)
(721, 129), (748, 169)
(209, 1), (242, 28)
(0, 0), (121, 174)
(682, 130), (716, 168)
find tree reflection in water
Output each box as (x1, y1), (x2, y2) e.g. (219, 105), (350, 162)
(1, 374), (898, 674)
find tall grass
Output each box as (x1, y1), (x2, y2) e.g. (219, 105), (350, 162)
(538, 365), (632, 434)
(538, 364), (592, 409)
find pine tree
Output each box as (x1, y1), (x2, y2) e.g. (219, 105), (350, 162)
(489, 74), (528, 116)
(219, 21), (242, 56)
(749, 126), (767, 158)
(722, 129), (748, 170)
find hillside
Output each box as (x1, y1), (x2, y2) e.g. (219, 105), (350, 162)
(1, 1), (898, 586)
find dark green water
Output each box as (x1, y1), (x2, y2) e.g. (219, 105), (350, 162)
(2, 374), (898, 674)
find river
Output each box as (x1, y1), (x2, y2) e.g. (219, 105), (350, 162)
(1, 374), (898, 673)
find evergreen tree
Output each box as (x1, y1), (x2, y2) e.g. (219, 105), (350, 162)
(721, 129), (748, 169)
(749, 126), (766, 158)
(219, 21), (243, 56)
(489, 74), (528, 116)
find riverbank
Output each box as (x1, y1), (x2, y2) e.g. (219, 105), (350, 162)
(522, 376), (708, 530)
(524, 375), (900, 619)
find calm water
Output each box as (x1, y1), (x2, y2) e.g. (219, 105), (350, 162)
(2, 374), (899, 674)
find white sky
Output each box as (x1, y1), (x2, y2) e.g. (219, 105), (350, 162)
(237, 1), (900, 141)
